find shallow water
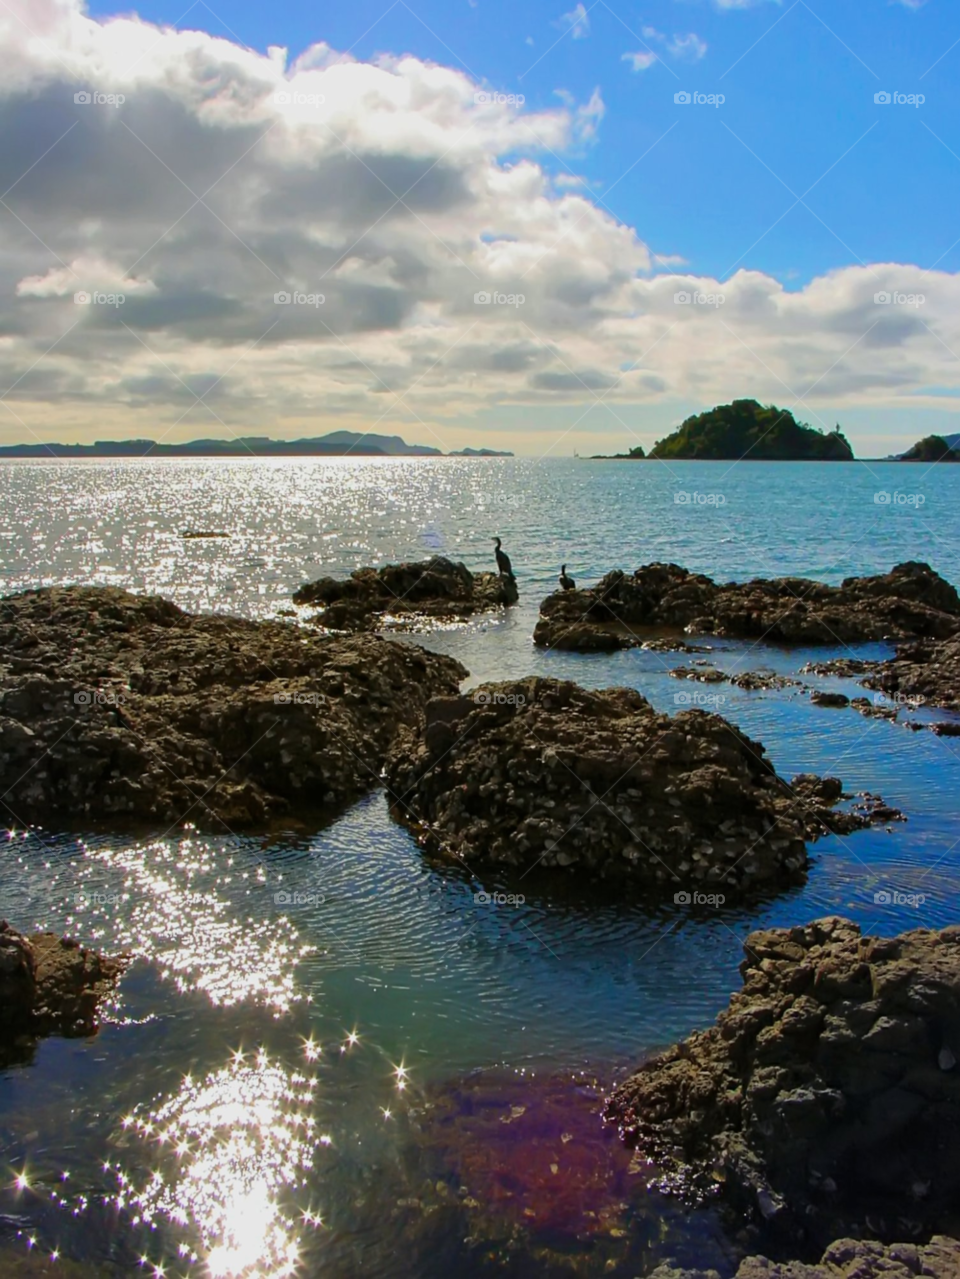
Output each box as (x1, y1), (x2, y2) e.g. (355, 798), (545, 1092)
(0, 457), (958, 1276)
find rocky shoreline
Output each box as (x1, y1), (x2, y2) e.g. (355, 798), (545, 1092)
(605, 918), (960, 1251)
(534, 562), (960, 651)
(0, 922), (126, 1064)
(385, 679), (900, 892)
(652, 1236), (960, 1279)
(0, 585), (466, 828)
(292, 556), (518, 630)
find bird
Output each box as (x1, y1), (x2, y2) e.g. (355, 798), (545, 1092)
(559, 564), (576, 591)
(493, 537), (514, 579)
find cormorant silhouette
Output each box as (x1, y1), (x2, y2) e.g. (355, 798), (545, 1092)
(559, 564), (576, 591)
(493, 537), (514, 579)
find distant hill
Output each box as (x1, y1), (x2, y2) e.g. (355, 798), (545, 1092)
(0, 432), (467, 458)
(449, 447), (514, 456)
(649, 400), (854, 461)
(901, 434), (960, 462)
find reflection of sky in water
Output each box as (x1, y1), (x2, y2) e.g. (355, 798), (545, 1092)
(116, 1050), (321, 1278)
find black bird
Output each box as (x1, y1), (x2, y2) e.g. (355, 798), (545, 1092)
(559, 564), (576, 591)
(493, 537), (514, 579)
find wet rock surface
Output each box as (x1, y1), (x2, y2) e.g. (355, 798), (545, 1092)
(292, 557), (518, 630)
(385, 680), (895, 891)
(650, 1235), (960, 1279)
(864, 635), (960, 714)
(0, 921), (127, 1061)
(534, 562), (960, 650)
(606, 918), (960, 1249)
(0, 585), (466, 828)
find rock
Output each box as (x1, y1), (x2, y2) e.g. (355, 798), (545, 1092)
(654, 1236), (960, 1279)
(292, 557), (518, 630)
(0, 585), (466, 828)
(605, 919), (960, 1247)
(534, 562), (960, 651)
(810, 692), (851, 708)
(0, 921), (127, 1060)
(865, 635), (960, 714)
(384, 679), (890, 892)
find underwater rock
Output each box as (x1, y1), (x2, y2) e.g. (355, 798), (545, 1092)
(606, 918), (960, 1249)
(293, 557), (518, 630)
(650, 1235), (960, 1279)
(0, 585), (466, 828)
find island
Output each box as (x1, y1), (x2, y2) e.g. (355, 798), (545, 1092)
(901, 434), (960, 462)
(0, 432), (511, 459)
(590, 445), (645, 459)
(648, 399), (854, 461)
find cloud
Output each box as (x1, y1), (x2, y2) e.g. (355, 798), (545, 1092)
(557, 3), (590, 38)
(622, 51), (658, 72)
(893, 0), (929, 7)
(0, 0), (958, 451)
(713, 0), (782, 8)
(623, 28), (707, 71)
(667, 34), (708, 61)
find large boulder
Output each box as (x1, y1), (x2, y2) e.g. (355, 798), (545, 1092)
(606, 919), (960, 1248)
(293, 557), (518, 630)
(0, 585), (466, 828)
(385, 680), (894, 892)
(534, 562), (960, 651)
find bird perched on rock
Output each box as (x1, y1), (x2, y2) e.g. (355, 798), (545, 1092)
(559, 564), (576, 591)
(493, 537), (514, 579)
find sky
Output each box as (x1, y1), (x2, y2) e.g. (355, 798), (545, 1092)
(1, 0), (958, 456)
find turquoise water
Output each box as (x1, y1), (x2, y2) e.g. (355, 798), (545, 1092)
(0, 458), (958, 1276)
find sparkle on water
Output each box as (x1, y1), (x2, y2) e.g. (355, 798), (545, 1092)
(117, 1051), (318, 1279)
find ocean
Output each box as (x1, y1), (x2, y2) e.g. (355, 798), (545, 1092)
(0, 456), (957, 1277)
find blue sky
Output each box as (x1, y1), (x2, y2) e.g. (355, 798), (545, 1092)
(2, 0), (959, 455)
(86, 0), (959, 288)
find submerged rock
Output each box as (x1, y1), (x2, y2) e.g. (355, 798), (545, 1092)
(0, 585), (466, 828)
(385, 679), (891, 891)
(293, 557), (518, 630)
(534, 562), (960, 651)
(0, 921), (126, 1060)
(606, 918), (960, 1248)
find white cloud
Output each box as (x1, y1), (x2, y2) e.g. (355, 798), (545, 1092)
(622, 51), (658, 72)
(0, 0), (958, 451)
(667, 33), (708, 61)
(558, 3), (590, 39)
(713, 0), (782, 8)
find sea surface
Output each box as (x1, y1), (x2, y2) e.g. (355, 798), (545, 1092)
(0, 457), (958, 1277)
